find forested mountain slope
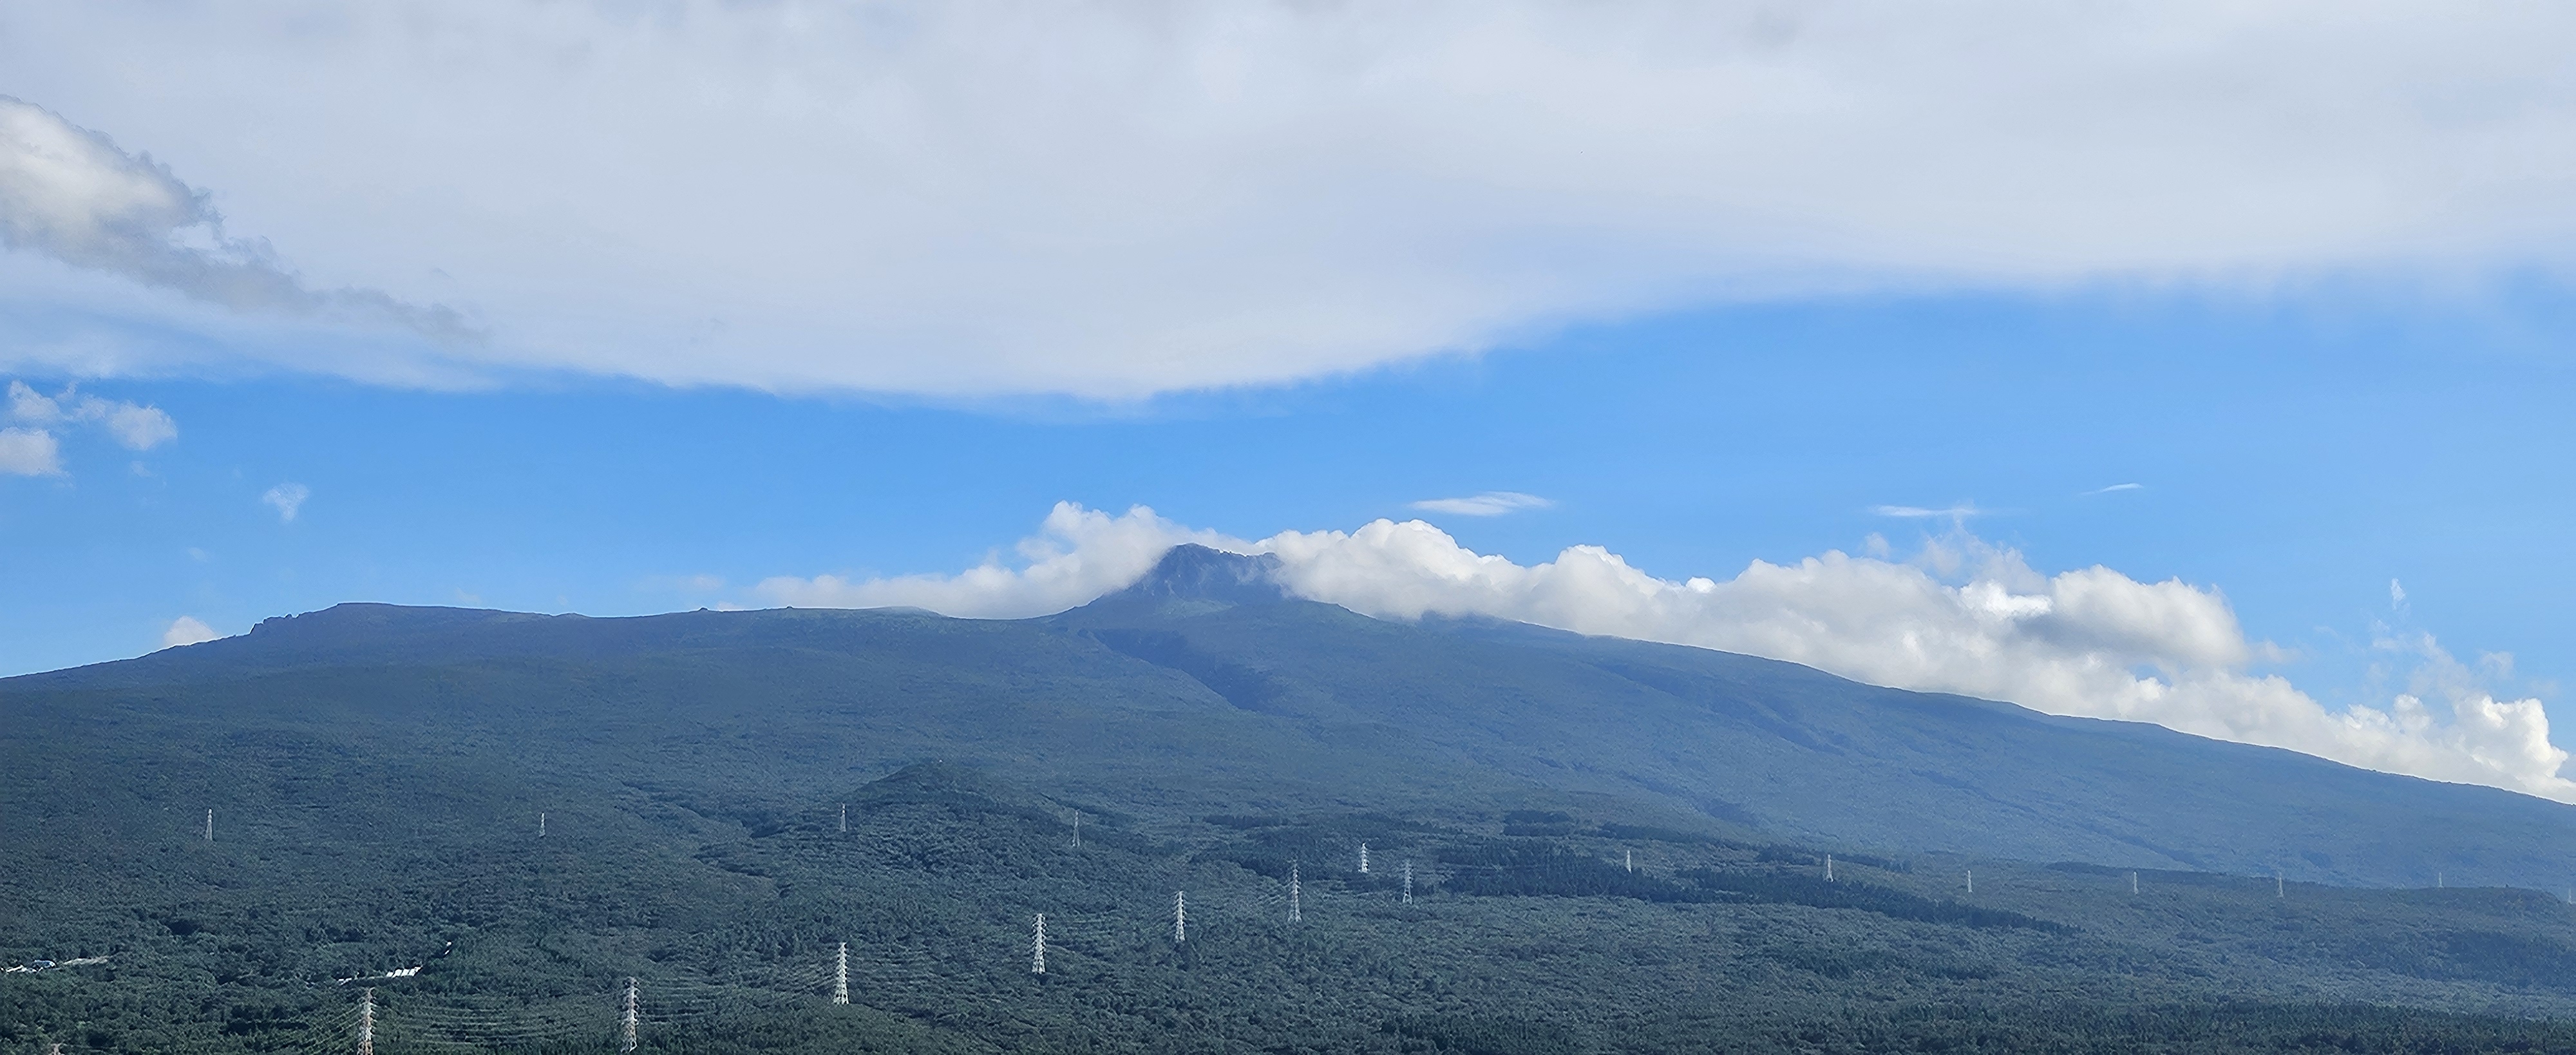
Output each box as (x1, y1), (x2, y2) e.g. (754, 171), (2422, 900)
(12, 544), (2568, 888)
(14, 546), (2576, 1052)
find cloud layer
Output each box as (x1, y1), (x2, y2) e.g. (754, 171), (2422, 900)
(7, 3), (2576, 394)
(760, 504), (2573, 801)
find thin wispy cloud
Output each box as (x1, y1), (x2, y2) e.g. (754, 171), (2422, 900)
(260, 482), (310, 522)
(2083, 483), (2145, 495)
(1410, 491), (1555, 517)
(1872, 504), (1985, 520)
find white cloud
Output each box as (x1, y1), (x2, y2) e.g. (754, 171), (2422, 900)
(0, 426), (61, 475)
(2083, 483), (2145, 495)
(261, 482), (309, 522)
(6, 3), (2576, 394)
(6, 379), (175, 461)
(1873, 504), (1985, 520)
(756, 502), (1248, 618)
(5, 379), (53, 421)
(1409, 491), (1555, 517)
(762, 504), (2576, 802)
(101, 401), (175, 449)
(0, 95), (464, 339)
(160, 615), (219, 648)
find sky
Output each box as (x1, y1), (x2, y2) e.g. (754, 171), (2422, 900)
(3, 1), (2574, 800)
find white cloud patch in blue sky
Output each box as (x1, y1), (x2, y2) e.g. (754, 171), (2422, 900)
(1872, 503), (1986, 520)
(760, 504), (2573, 803)
(0, 425), (59, 476)
(260, 482), (309, 523)
(0, 379), (173, 476)
(1409, 491), (1555, 517)
(9, 380), (173, 448)
(2083, 483), (2145, 495)
(6, 2), (2576, 395)
(159, 616), (219, 649)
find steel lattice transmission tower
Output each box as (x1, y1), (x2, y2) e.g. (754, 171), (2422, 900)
(620, 977), (639, 1052)
(1173, 891), (1186, 944)
(833, 942), (849, 1004)
(357, 988), (375, 1055)
(1031, 915), (1047, 974)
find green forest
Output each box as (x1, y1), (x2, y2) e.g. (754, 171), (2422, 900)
(13, 594), (2576, 1052)
(12, 761), (2576, 1053)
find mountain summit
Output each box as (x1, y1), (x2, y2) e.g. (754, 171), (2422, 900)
(1095, 544), (1289, 607)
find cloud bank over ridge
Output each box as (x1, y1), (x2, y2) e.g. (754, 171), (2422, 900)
(759, 503), (2573, 802)
(8, 2), (2576, 394)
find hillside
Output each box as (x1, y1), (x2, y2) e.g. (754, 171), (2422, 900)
(19, 544), (2566, 886)
(9, 544), (2576, 1051)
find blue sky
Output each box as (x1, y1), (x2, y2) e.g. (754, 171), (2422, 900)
(10, 285), (2562, 705)
(4, 1), (2575, 798)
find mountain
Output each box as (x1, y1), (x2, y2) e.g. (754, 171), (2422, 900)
(14, 545), (2576, 1052)
(10, 544), (2571, 887)
(1063, 548), (2576, 886)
